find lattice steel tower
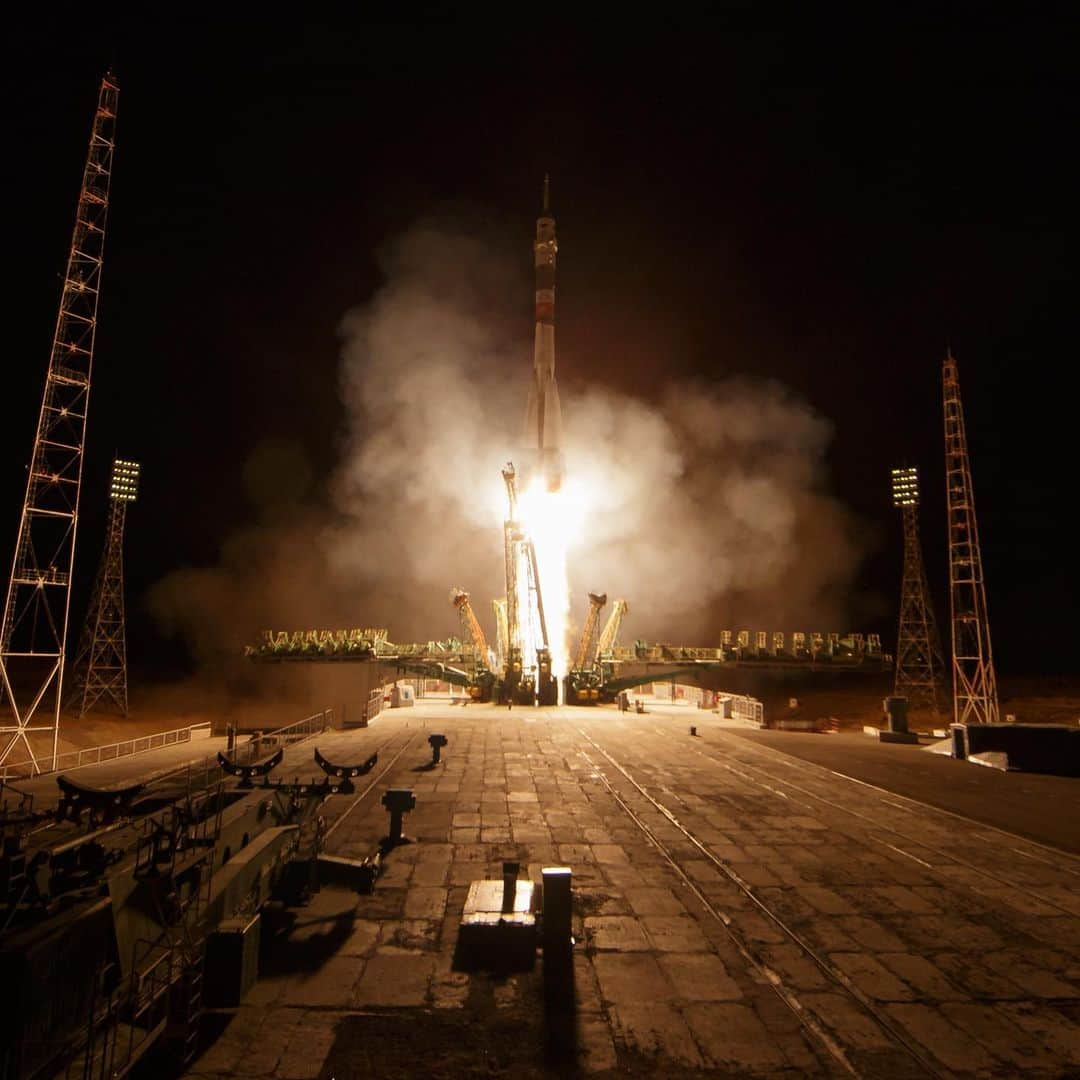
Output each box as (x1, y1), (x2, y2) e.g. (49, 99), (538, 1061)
(0, 73), (119, 770)
(69, 459), (140, 718)
(890, 466), (946, 713)
(943, 351), (999, 725)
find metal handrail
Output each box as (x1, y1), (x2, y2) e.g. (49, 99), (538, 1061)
(731, 694), (764, 725)
(0, 722), (212, 781)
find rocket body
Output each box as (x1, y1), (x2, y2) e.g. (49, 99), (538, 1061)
(522, 180), (564, 492)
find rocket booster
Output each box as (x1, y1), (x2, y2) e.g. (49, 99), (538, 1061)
(522, 175), (565, 492)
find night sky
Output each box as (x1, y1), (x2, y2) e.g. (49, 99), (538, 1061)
(2, 15), (1075, 677)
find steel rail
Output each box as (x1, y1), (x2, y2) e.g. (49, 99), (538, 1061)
(324, 730), (423, 843)
(679, 729), (1080, 905)
(577, 727), (946, 1080)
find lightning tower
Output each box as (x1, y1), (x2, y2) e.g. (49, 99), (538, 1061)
(890, 466), (946, 713)
(69, 458), (140, 718)
(943, 351), (999, 725)
(1, 73), (119, 770)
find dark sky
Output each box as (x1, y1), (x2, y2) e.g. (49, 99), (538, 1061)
(2, 14), (1075, 675)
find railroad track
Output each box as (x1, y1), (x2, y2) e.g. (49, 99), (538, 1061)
(667, 727), (1080, 912)
(576, 725), (947, 1079)
(323, 727), (425, 845)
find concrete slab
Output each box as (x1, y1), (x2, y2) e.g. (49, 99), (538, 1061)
(176, 703), (1080, 1079)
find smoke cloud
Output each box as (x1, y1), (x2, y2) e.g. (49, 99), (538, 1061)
(149, 216), (865, 679)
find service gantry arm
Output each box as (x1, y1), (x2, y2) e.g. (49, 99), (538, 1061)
(502, 463), (520, 655)
(596, 599), (629, 656)
(450, 588), (489, 660)
(524, 538), (549, 650)
(573, 592), (608, 669)
(491, 598), (509, 666)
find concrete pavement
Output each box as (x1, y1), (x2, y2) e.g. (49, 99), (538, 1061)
(731, 726), (1080, 854)
(181, 700), (1080, 1078)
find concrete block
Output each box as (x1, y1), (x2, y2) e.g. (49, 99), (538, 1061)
(954, 722), (1080, 776)
(864, 725), (920, 744)
(204, 913), (261, 1007)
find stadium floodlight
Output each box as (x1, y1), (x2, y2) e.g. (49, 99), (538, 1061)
(891, 465), (918, 508)
(109, 458), (141, 502)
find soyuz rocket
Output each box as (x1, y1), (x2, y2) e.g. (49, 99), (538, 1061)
(522, 175), (565, 493)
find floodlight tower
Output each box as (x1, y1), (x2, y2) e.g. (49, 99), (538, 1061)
(0, 73), (119, 771)
(943, 351), (999, 725)
(69, 459), (140, 718)
(890, 466), (946, 713)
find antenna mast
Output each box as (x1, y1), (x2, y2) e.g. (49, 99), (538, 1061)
(0, 73), (119, 771)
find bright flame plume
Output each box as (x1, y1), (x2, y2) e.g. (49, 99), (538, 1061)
(517, 477), (588, 691)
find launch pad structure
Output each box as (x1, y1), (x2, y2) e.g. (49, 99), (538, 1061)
(247, 178), (892, 702)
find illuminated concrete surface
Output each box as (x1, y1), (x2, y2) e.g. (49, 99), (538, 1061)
(182, 700), (1080, 1078)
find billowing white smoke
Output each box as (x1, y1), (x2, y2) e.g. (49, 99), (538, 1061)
(564, 379), (860, 641)
(149, 219), (864, 671)
(330, 222), (862, 644)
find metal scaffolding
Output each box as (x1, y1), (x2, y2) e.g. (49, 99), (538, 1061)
(69, 458), (140, 718)
(891, 466), (946, 714)
(0, 73), (119, 771)
(943, 351), (999, 725)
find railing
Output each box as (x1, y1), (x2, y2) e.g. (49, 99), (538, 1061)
(176, 710), (333, 797)
(0, 722), (211, 781)
(731, 694), (764, 726)
(365, 688), (383, 724)
(251, 708), (334, 748)
(0, 707), (332, 781)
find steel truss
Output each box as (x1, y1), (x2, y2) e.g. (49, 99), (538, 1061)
(68, 459), (139, 718)
(0, 73), (118, 770)
(943, 351), (999, 725)
(892, 470), (946, 714)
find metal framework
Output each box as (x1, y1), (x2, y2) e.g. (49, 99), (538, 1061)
(573, 592), (607, 670)
(69, 458), (140, 718)
(450, 587), (490, 663)
(1, 73), (119, 771)
(596, 599), (628, 657)
(943, 351), (999, 724)
(890, 466), (946, 713)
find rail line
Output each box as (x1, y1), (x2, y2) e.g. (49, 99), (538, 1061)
(725, 730), (1080, 868)
(324, 728), (424, 843)
(577, 727), (945, 1080)
(670, 728), (1080, 912)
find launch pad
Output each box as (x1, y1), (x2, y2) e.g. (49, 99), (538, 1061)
(7, 699), (1071, 1078)
(245, 181), (890, 705)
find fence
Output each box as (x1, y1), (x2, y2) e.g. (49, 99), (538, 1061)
(1, 722), (210, 781)
(249, 708), (334, 748)
(730, 694), (764, 726)
(1, 707), (334, 782)
(127, 709), (335, 802)
(365, 688), (383, 724)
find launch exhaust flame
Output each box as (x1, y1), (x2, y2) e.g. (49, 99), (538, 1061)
(517, 479), (586, 685)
